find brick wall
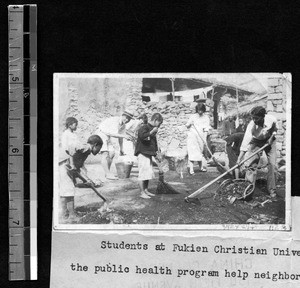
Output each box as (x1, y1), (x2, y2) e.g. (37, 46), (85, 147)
(266, 76), (287, 162)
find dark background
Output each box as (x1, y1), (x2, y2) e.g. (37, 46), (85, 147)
(0, 1), (299, 287)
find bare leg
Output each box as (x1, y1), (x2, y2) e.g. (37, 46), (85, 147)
(138, 180), (144, 193)
(100, 151), (117, 179)
(108, 150), (115, 169)
(198, 158), (207, 172)
(234, 168), (240, 179)
(139, 180), (151, 199)
(189, 161), (195, 174)
(100, 151), (110, 175)
(144, 180), (155, 196)
(59, 197), (68, 220)
(266, 141), (277, 197)
(245, 144), (259, 188)
(66, 197), (79, 222)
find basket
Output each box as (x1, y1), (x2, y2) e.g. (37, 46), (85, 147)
(115, 162), (133, 179)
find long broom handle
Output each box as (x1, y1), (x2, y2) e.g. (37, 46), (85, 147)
(75, 171), (107, 202)
(192, 124), (213, 157)
(66, 165), (107, 202)
(186, 141), (272, 200)
(192, 124), (227, 171)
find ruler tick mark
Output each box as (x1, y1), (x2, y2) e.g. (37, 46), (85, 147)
(10, 262), (22, 264)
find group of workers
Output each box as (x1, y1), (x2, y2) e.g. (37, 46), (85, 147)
(222, 107), (278, 198)
(59, 103), (279, 222)
(59, 109), (164, 222)
(185, 103), (278, 199)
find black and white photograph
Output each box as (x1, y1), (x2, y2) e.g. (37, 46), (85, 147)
(53, 73), (291, 230)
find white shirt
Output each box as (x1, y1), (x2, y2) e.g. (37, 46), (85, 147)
(186, 113), (211, 135)
(95, 116), (126, 138)
(61, 129), (80, 155)
(240, 114), (277, 152)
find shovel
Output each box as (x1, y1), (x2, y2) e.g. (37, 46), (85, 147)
(185, 137), (275, 203)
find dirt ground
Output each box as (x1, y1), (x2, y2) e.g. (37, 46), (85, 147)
(65, 163), (286, 226)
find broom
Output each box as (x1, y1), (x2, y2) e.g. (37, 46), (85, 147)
(155, 149), (180, 195)
(130, 126), (179, 195)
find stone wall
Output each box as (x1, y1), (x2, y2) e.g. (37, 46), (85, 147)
(60, 76), (289, 163)
(126, 93), (217, 153)
(60, 78), (143, 145)
(266, 76), (287, 162)
(127, 99), (193, 152)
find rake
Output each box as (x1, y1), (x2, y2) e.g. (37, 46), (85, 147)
(185, 139), (274, 204)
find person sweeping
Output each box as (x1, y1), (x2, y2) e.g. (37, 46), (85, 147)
(59, 123), (103, 223)
(185, 103), (211, 174)
(134, 113), (163, 199)
(237, 106), (278, 198)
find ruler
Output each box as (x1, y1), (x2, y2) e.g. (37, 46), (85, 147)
(8, 5), (37, 280)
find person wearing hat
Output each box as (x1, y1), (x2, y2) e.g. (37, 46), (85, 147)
(95, 109), (134, 180)
(237, 106), (278, 197)
(59, 134), (103, 223)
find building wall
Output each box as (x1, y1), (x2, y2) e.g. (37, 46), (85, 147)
(267, 76), (287, 163)
(126, 93), (215, 153)
(59, 76), (288, 162)
(59, 78), (143, 144)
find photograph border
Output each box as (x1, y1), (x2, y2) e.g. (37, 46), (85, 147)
(53, 73), (291, 231)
